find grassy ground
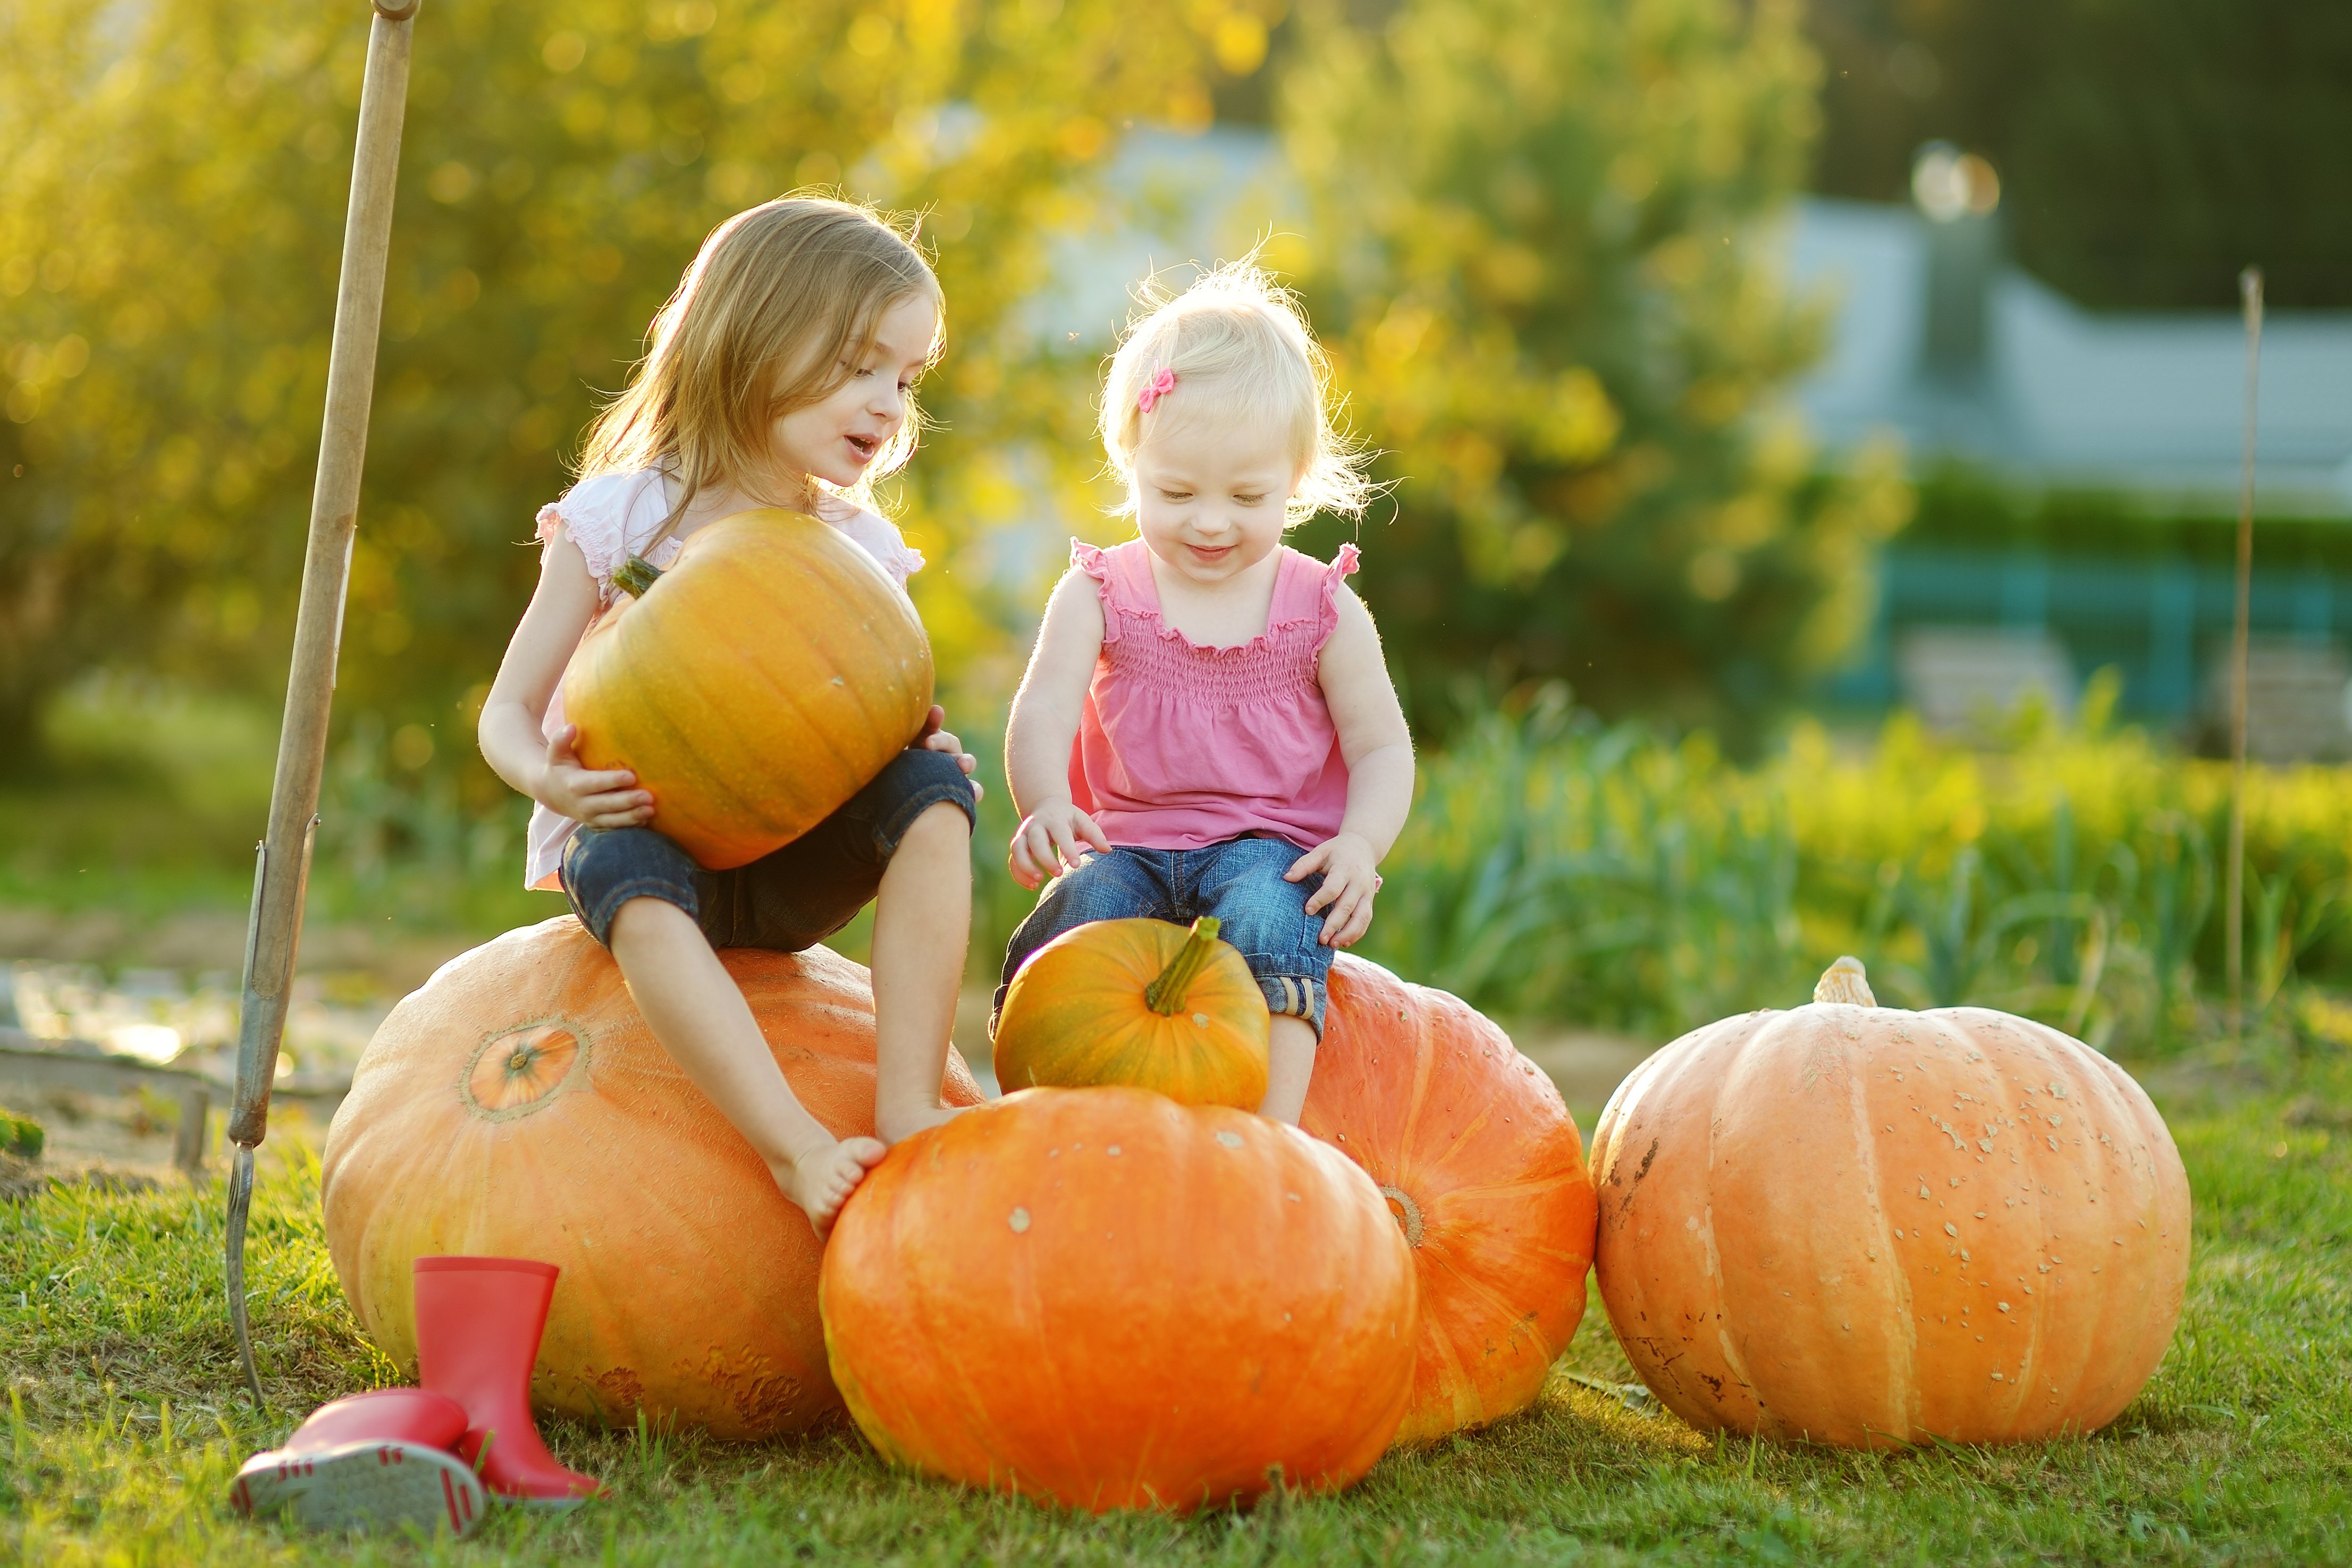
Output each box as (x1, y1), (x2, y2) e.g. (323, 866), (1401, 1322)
(3, 1049), (2348, 1565)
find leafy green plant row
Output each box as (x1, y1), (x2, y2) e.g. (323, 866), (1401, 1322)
(1358, 686), (2352, 1050)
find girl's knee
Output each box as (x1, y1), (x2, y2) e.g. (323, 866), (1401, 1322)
(871, 748), (979, 851)
(899, 799), (972, 849)
(562, 827), (701, 946)
(607, 891), (698, 944)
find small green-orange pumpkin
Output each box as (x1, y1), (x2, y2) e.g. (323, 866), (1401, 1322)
(561, 509), (934, 870)
(992, 917), (1270, 1109)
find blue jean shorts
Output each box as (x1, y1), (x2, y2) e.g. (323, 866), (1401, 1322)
(560, 747), (976, 951)
(994, 836), (1332, 1039)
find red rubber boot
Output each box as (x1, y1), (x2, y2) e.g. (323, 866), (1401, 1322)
(282, 1388), (469, 1454)
(228, 1389), (483, 1535)
(412, 1256), (603, 1508)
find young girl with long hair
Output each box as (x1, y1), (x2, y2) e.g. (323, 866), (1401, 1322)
(479, 196), (977, 1231)
(998, 264), (1414, 1122)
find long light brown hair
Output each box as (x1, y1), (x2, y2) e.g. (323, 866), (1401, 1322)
(576, 194), (942, 547)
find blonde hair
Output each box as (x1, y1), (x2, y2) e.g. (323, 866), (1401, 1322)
(1101, 260), (1371, 524)
(577, 194), (942, 546)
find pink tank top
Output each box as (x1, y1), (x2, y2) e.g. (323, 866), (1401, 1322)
(1069, 537), (1360, 852)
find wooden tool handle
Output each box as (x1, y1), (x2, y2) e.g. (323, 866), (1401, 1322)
(230, 3), (419, 1147)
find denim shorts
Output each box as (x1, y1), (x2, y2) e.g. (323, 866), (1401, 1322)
(560, 747), (976, 951)
(994, 836), (1333, 1039)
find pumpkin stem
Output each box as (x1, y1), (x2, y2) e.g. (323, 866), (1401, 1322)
(1814, 956), (1877, 1007)
(1143, 917), (1224, 1015)
(611, 555), (663, 598)
(1378, 1185), (1426, 1249)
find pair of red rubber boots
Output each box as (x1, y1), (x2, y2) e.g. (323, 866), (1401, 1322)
(229, 1257), (602, 1536)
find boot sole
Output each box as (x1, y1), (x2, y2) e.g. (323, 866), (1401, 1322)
(229, 1439), (485, 1536)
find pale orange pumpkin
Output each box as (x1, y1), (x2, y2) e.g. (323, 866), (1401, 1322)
(1589, 957), (2191, 1447)
(561, 509), (934, 870)
(992, 916), (1270, 1109)
(319, 915), (983, 1440)
(819, 1086), (1417, 1512)
(1302, 954), (1599, 1445)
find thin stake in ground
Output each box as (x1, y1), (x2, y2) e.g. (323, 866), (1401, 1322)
(2225, 265), (2262, 1036)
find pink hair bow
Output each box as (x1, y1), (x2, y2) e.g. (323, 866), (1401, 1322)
(1136, 367), (1177, 414)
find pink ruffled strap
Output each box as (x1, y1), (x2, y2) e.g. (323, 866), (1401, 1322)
(1072, 538), (1152, 646)
(1312, 541), (1362, 651)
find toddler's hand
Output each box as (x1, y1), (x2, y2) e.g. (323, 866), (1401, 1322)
(539, 724), (655, 828)
(915, 703), (984, 802)
(1009, 802), (1110, 891)
(1288, 831), (1382, 948)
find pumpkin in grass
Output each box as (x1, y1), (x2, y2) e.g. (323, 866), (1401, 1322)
(992, 916), (1270, 1109)
(1589, 957), (2191, 1448)
(319, 915), (984, 1441)
(561, 508), (934, 870)
(1301, 954), (1599, 1445)
(818, 1086), (1416, 1513)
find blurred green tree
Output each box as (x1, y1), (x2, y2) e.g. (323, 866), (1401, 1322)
(1807, 0), (2352, 309)
(1284, 0), (1912, 748)
(0, 0), (1276, 781)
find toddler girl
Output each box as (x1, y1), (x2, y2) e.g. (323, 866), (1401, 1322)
(478, 197), (976, 1231)
(998, 264), (1414, 1122)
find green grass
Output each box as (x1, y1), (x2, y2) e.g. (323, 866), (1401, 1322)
(4, 1054), (2348, 1564)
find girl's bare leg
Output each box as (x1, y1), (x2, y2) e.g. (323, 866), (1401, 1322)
(871, 800), (974, 1143)
(1258, 1014), (1318, 1125)
(607, 897), (881, 1232)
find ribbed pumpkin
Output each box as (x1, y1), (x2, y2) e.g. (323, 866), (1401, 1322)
(993, 917), (1270, 1109)
(819, 1086), (1417, 1512)
(1302, 954), (1599, 1445)
(1589, 957), (2191, 1448)
(319, 915), (983, 1440)
(561, 509), (934, 870)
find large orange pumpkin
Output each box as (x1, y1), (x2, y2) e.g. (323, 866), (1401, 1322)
(818, 1086), (1417, 1512)
(1302, 954), (1599, 1445)
(561, 509), (934, 870)
(319, 915), (983, 1440)
(992, 917), (1270, 1109)
(1589, 957), (2191, 1447)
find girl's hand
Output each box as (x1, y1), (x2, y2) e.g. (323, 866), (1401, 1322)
(1009, 802), (1110, 891)
(915, 703), (984, 802)
(1288, 830), (1382, 948)
(540, 724), (655, 828)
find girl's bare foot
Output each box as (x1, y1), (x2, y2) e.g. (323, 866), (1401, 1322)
(773, 1136), (887, 1236)
(874, 1099), (970, 1145)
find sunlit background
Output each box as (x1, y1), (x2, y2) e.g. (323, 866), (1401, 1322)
(6, 0), (2352, 1118)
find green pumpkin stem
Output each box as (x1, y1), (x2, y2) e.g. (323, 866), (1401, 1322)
(611, 555), (663, 598)
(1143, 916), (1223, 1015)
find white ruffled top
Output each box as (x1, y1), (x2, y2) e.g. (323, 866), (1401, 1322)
(521, 467), (925, 889)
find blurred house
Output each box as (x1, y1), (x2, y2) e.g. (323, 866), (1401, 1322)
(1787, 148), (2352, 756)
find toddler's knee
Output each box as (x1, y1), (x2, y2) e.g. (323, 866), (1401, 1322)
(1205, 885), (1315, 965)
(1256, 975), (1329, 1040)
